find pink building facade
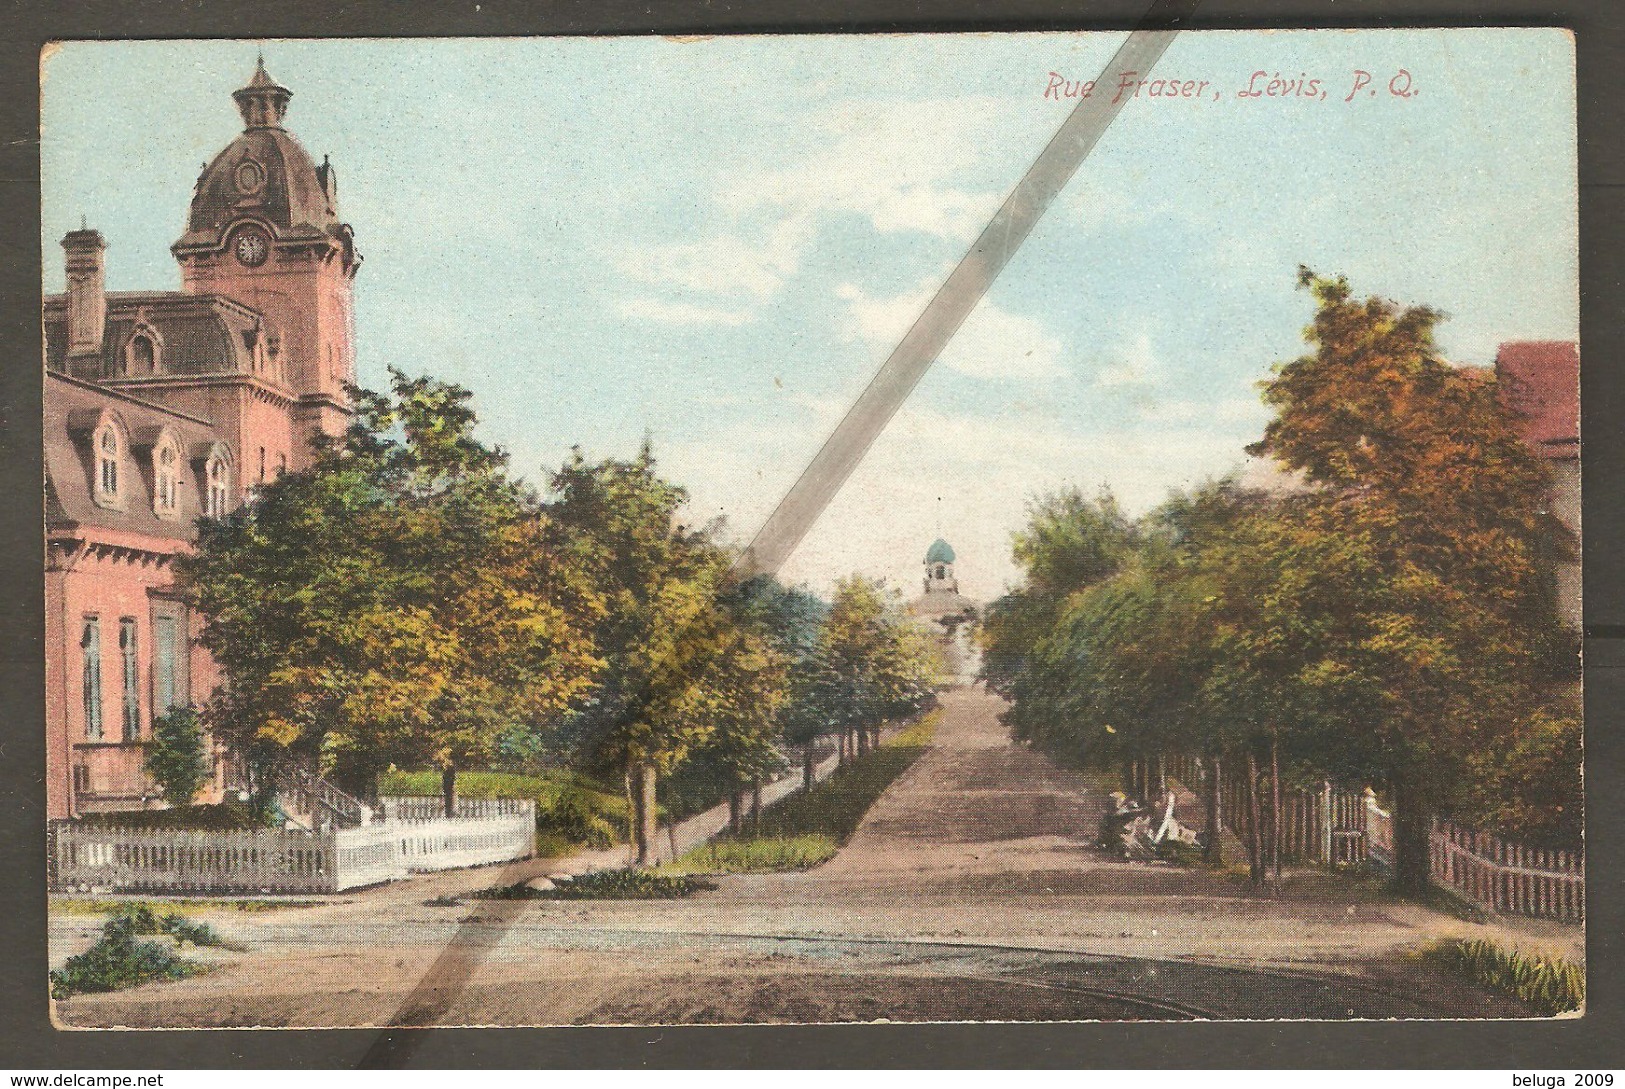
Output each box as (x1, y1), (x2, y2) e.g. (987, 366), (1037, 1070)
(1494, 341), (1581, 631)
(44, 61), (359, 818)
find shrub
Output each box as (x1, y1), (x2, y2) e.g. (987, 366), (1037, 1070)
(49, 908), (212, 999)
(74, 801), (266, 831)
(1460, 708), (1583, 851)
(144, 706), (209, 807)
(471, 869), (716, 901)
(1430, 938), (1584, 1016)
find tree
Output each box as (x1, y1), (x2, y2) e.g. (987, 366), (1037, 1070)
(816, 576), (939, 757)
(145, 706), (209, 808)
(1245, 270), (1575, 890)
(545, 442), (744, 863)
(723, 576), (828, 796)
(180, 370), (602, 815)
(979, 488), (1135, 701)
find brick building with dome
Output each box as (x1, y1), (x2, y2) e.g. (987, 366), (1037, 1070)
(44, 60), (361, 818)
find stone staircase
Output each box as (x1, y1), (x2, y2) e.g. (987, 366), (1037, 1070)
(274, 764), (373, 830)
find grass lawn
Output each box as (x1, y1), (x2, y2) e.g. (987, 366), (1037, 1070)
(51, 897), (303, 916)
(664, 710), (939, 875)
(381, 768), (630, 850)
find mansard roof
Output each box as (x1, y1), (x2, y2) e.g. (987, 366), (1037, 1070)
(43, 290), (268, 381)
(45, 370), (223, 544)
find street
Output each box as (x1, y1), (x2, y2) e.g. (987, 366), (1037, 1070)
(51, 687), (1570, 1026)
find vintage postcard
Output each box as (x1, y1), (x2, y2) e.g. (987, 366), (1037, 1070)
(42, 29), (1580, 1028)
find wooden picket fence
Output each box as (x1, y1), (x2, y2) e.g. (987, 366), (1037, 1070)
(1161, 755), (1582, 923)
(1431, 819), (1584, 923)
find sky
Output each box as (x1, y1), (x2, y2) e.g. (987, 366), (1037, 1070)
(41, 31), (1578, 602)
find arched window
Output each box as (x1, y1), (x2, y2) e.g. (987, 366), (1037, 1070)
(275, 452), (287, 478)
(119, 618), (140, 741)
(154, 441), (179, 515)
(935, 564), (946, 580)
(94, 424), (120, 502)
(206, 455), (231, 519)
(81, 618), (103, 741)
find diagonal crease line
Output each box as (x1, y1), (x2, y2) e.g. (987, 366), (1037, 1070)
(734, 3), (1194, 580)
(356, 6), (1196, 1065)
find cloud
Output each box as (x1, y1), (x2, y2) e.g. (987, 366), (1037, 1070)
(610, 95), (1029, 326)
(616, 216), (811, 302)
(617, 297), (753, 327)
(1095, 332), (1162, 388)
(834, 280), (1067, 381)
(724, 96), (1018, 242)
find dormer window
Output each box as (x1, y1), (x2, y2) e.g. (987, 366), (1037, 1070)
(120, 325), (161, 377)
(205, 454), (231, 518)
(94, 424), (121, 504)
(130, 334), (156, 374)
(154, 440), (180, 516)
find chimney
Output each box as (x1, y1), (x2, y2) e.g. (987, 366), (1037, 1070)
(62, 227), (107, 358)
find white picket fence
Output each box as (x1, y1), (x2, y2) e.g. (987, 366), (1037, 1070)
(49, 796), (534, 894)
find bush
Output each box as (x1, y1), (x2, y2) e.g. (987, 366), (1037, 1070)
(1430, 938), (1584, 1016)
(48, 906), (216, 999)
(1461, 708), (1582, 851)
(74, 801), (267, 831)
(144, 706), (209, 807)
(471, 869), (716, 901)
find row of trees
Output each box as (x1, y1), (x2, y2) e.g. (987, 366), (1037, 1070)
(981, 271), (1580, 889)
(177, 370), (939, 862)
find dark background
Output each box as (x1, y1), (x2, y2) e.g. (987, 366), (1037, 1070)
(0, 0), (1619, 1069)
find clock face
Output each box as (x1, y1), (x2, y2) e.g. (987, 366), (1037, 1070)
(234, 229), (269, 267)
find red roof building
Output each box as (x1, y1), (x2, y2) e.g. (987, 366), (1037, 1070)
(1495, 340), (1580, 629)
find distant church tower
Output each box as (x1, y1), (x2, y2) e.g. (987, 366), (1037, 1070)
(923, 537), (958, 595)
(910, 537), (979, 683)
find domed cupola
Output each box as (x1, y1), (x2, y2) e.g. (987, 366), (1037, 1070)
(924, 538), (958, 593)
(173, 57), (354, 258)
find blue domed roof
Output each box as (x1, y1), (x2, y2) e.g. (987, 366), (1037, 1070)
(925, 538), (956, 564)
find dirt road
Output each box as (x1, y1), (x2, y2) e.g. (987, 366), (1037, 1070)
(52, 687), (1568, 1027)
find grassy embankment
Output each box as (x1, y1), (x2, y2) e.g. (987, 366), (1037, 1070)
(1421, 938), (1584, 1016)
(664, 711), (940, 875)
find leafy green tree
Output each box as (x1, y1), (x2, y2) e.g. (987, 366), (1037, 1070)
(816, 576), (939, 757)
(545, 442), (749, 863)
(181, 370), (602, 814)
(979, 488), (1135, 700)
(723, 576), (828, 795)
(1245, 270), (1575, 890)
(145, 706), (209, 808)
